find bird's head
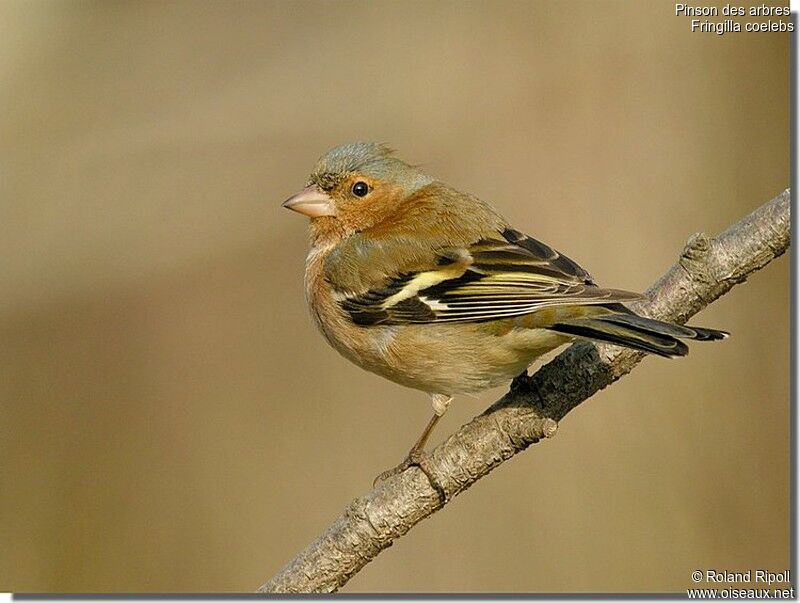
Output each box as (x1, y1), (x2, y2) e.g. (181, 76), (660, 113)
(282, 142), (434, 240)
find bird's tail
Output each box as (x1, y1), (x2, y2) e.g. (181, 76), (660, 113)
(549, 311), (728, 357)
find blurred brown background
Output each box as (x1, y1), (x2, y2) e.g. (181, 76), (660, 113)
(0, 0), (789, 593)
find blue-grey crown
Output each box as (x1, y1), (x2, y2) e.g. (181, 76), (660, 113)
(310, 142), (434, 192)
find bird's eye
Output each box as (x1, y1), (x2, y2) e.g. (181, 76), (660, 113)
(351, 181), (369, 197)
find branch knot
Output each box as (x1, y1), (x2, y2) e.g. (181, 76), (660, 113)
(681, 232), (711, 263)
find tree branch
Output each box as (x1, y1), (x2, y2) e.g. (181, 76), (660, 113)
(258, 189), (791, 593)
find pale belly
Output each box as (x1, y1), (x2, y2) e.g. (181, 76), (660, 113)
(316, 314), (569, 396)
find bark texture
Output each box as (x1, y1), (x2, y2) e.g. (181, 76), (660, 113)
(258, 189), (791, 593)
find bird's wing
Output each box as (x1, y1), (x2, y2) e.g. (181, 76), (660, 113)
(339, 228), (642, 326)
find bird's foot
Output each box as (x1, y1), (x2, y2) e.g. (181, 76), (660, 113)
(373, 449), (448, 504)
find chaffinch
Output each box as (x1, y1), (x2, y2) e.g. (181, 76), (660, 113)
(283, 142), (727, 495)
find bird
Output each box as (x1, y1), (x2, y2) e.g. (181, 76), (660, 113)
(282, 142), (727, 498)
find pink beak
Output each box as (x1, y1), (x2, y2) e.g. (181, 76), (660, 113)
(282, 185), (336, 218)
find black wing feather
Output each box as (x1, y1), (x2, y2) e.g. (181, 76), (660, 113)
(339, 229), (640, 326)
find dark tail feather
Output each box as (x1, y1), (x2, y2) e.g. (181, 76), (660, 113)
(550, 313), (729, 358)
(595, 313), (729, 342)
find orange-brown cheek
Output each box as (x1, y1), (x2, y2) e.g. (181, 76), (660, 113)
(335, 187), (405, 232)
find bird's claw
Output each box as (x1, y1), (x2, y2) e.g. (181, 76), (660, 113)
(374, 449), (448, 504)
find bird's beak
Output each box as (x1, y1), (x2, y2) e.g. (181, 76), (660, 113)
(282, 186), (336, 218)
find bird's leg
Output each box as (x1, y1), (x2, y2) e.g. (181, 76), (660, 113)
(373, 394), (452, 503)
